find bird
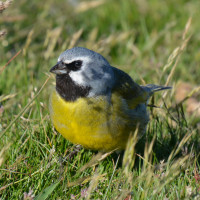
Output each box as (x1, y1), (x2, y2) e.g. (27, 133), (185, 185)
(49, 47), (171, 152)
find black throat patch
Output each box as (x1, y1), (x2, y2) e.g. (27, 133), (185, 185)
(55, 74), (91, 102)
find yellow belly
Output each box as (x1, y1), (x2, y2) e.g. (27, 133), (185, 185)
(49, 90), (136, 151)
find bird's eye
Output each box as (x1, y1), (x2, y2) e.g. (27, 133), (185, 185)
(74, 60), (82, 68)
(66, 60), (82, 71)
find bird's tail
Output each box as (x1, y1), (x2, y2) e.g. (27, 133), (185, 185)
(141, 84), (172, 96)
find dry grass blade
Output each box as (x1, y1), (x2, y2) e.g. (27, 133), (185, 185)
(75, 0), (105, 13)
(0, 0), (13, 13)
(177, 86), (200, 106)
(123, 129), (138, 177)
(163, 17), (192, 74)
(143, 134), (156, 169)
(23, 29), (34, 56)
(67, 173), (106, 187)
(0, 49), (22, 74)
(140, 135), (156, 198)
(86, 172), (101, 200)
(103, 155), (120, 200)
(163, 47), (180, 73)
(173, 131), (194, 157)
(153, 155), (189, 195)
(44, 27), (62, 60)
(182, 17), (192, 40)
(164, 36), (190, 87)
(0, 93), (16, 102)
(67, 176), (92, 187)
(0, 75), (51, 139)
(162, 17), (192, 98)
(135, 153), (153, 167)
(68, 29), (83, 49)
(79, 150), (115, 172)
(167, 130), (195, 163)
(119, 132), (156, 200)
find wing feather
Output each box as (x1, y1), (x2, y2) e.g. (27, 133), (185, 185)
(111, 67), (148, 109)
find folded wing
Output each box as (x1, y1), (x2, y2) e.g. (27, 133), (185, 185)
(111, 67), (171, 109)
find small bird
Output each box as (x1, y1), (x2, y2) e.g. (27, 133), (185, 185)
(49, 47), (170, 151)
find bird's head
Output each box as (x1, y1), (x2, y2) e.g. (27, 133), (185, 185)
(50, 47), (115, 101)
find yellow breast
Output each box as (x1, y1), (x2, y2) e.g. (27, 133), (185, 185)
(49, 90), (136, 151)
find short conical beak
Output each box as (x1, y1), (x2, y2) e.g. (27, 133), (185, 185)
(50, 61), (68, 75)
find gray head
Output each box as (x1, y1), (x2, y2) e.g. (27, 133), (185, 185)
(50, 47), (115, 99)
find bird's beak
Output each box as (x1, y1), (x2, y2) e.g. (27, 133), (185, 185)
(50, 61), (68, 75)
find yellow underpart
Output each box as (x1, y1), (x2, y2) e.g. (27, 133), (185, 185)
(49, 90), (137, 151)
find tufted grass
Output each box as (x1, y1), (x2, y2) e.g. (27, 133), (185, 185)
(0, 0), (200, 199)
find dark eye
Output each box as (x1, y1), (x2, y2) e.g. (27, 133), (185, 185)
(74, 60), (82, 68)
(66, 60), (82, 71)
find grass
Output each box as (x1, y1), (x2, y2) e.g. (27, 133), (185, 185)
(0, 0), (200, 199)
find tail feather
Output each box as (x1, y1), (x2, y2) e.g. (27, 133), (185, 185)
(141, 84), (172, 95)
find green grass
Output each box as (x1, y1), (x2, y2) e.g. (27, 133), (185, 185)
(0, 0), (200, 199)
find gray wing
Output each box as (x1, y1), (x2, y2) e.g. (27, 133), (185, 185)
(111, 66), (149, 109)
(111, 67), (171, 109)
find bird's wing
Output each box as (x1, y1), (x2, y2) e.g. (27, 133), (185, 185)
(111, 66), (148, 109)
